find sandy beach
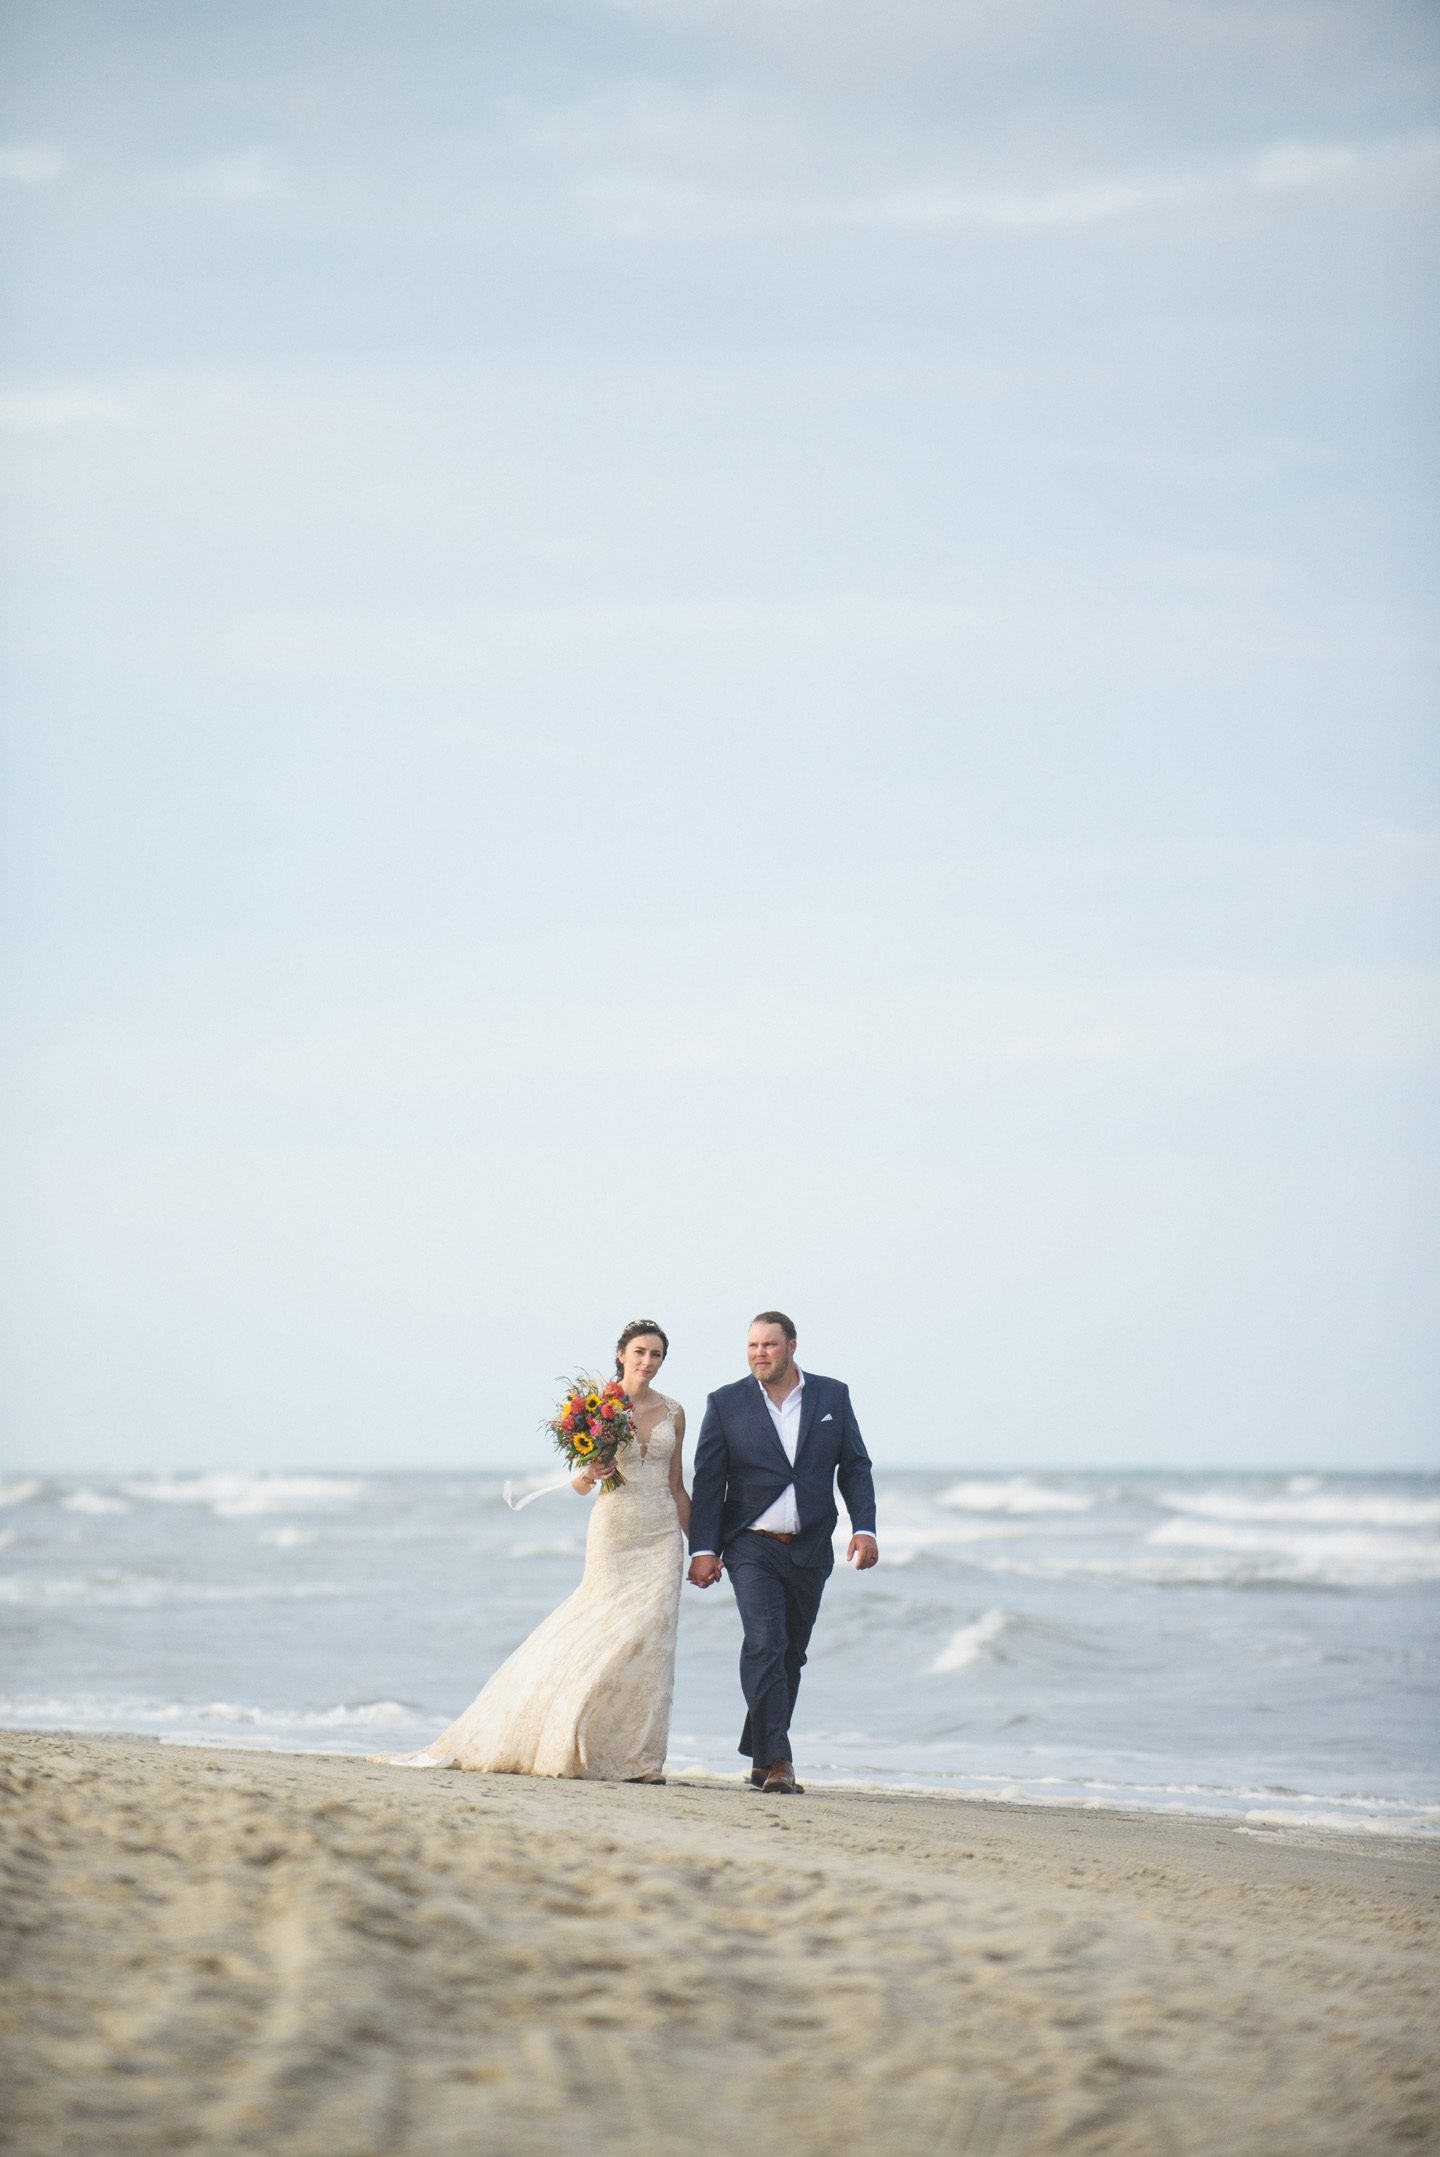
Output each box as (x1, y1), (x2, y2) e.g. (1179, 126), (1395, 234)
(2, 1730), (1436, 2156)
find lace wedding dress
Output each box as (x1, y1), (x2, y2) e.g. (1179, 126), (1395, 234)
(382, 1397), (684, 1780)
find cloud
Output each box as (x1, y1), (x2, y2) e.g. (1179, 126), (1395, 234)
(884, 174), (1203, 230)
(1251, 132), (1440, 191)
(508, 90), (1440, 243)
(0, 144), (66, 184)
(199, 147), (289, 204)
(0, 388), (136, 433)
(879, 130), (1440, 232)
(227, 595), (989, 686)
(602, 0), (726, 20)
(1251, 140), (1363, 192)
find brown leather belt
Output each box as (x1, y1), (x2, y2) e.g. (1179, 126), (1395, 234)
(752, 1529), (796, 1543)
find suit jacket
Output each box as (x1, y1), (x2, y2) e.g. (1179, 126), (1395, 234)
(688, 1370), (877, 1574)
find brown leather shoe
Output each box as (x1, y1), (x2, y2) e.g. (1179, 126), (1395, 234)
(762, 1761), (803, 1794)
(749, 1767), (767, 1788)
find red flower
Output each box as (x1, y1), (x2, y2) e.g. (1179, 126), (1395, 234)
(600, 1401), (616, 1420)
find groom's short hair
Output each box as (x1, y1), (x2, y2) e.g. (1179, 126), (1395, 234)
(751, 1309), (797, 1342)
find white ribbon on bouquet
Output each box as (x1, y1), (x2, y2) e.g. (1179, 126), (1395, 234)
(502, 1472), (578, 1513)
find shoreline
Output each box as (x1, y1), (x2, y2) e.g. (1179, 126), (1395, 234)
(4, 1729), (1438, 2155)
(8, 1718), (1437, 1841)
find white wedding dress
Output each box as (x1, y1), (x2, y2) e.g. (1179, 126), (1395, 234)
(382, 1397), (684, 1780)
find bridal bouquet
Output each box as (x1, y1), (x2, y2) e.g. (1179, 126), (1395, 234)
(547, 1377), (636, 1492)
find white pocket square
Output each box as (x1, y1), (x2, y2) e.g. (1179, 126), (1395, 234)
(821, 1412), (834, 1422)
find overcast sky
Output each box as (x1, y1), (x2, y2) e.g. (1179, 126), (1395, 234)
(2, 0), (1437, 1475)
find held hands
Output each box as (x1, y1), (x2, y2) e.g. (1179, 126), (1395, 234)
(687, 1554), (723, 1589)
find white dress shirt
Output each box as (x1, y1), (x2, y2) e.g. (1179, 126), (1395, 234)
(748, 1369), (807, 1534)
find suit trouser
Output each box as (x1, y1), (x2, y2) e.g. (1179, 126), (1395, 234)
(725, 1531), (827, 1767)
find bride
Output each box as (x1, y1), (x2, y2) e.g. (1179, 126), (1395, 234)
(380, 1320), (689, 1781)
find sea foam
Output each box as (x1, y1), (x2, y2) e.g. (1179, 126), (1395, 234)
(1159, 1488), (1440, 1529)
(0, 1574), (365, 1609)
(0, 1694), (413, 1732)
(1147, 1516), (1440, 1586)
(61, 1490), (132, 1517)
(938, 1477), (1091, 1515)
(121, 1472), (369, 1517)
(930, 1609), (1014, 1673)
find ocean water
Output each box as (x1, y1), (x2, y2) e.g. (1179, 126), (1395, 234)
(2, 1467), (1437, 1836)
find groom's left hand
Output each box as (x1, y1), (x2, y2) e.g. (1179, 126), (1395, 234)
(848, 1535), (879, 1570)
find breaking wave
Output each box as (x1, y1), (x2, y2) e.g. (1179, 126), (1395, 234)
(1146, 1517), (1440, 1587)
(62, 1489), (132, 1517)
(938, 1477), (1092, 1515)
(1159, 1488), (1440, 1529)
(120, 1473), (370, 1517)
(973, 1524), (1440, 1590)
(0, 1574), (367, 1609)
(0, 1694), (413, 1733)
(930, 1609), (1015, 1673)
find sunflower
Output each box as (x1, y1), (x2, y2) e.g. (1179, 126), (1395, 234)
(584, 1392), (601, 1412)
(572, 1432), (595, 1455)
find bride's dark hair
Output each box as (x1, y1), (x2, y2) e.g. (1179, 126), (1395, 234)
(615, 1318), (669, 1376)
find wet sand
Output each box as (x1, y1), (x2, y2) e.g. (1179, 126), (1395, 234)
(2, 1729), (1437, 2155)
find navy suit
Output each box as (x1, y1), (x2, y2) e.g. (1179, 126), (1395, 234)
(689, 1371), (877, 1770)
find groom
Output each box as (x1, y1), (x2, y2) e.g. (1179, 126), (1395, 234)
(687, 1311), (878, 1794)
